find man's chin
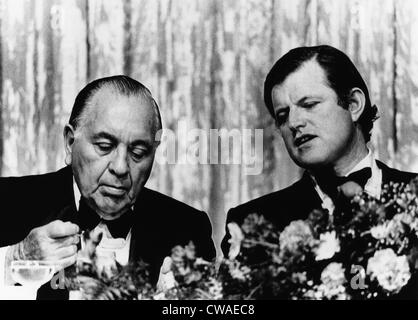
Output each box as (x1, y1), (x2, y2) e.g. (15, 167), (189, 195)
(98, 207), (130, 220)
(293, 154), (331, 170)
(95, 199), (132, 220)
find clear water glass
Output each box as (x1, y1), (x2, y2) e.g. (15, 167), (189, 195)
(10, 260), (56, 289)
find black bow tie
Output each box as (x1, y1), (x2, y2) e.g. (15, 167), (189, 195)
(77, 198), (133, 239)
(315, 167), (372, 199)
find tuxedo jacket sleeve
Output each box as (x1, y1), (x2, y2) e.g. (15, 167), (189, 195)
(221, 173), (323, 257)
(0, 168), (76, 247)
(129, 187), (216, 283)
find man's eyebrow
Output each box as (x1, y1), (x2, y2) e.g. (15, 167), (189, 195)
(130, 139), (153, 149)
(296, 96), (320, 105)
(275, 96), (315, 109)
(92, 132), (117, 142)
(92, 132), (154, 148)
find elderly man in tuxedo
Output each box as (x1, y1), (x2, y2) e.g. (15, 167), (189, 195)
(221, 45), (417, 297)
(0, 75), (215, 299)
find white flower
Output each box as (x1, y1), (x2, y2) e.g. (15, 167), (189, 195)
(156, 270), (177, 292)
(156, 257), (177, 292)
(409, 218), (418, 232)
(152, 292), (168, 300)
(312, 283), (348, 300)
(315, 231), (340, 261)
(207, 278), (223, 300)
(69, 290), (83, 300)
(366, 249), (411, 293)
(94, 248), (118, 278)
(227, 223), (244, 260)
(230, 266), (251, 281)
(321, 263), (346, 286)
(304, 263), (349, 300)
(279, 220), (314, 253)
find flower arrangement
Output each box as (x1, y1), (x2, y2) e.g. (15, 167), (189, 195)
(224, 178), (418, 299)
(65, 178), (418, 300)
(64, 237), (252, 300)
(153, 242), (223, 300)
(64, 231), (154, 300)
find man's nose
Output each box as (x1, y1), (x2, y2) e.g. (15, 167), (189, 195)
(288, 107), (306, 133)
(109, 146), (129, 177)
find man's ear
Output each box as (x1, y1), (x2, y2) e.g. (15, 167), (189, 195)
(347, 88), (366, 122)
(63, 124), (76, 166)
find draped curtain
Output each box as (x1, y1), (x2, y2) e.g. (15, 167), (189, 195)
(1, 0), (418, 251)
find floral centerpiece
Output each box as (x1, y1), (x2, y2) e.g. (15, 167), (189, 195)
(225, 178), (418, 299)
(65, 177), (418, 300)
(64, 231), (154, 300)
(64, 237), (250, 300)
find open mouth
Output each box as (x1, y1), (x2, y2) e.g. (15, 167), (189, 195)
(294, 134), (316, 147)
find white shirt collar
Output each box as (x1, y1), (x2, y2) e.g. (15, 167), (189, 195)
(360, 150), (382, 199)
(311, 149), (382, 213)
(73, 178), (81, 211)
(347, 149), (373, 175)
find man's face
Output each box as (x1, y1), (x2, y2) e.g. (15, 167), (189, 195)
(271, 60), (358, 172)
(65, 87), (158, 220)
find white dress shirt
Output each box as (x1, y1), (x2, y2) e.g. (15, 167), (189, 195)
(311, 149), (382, 214)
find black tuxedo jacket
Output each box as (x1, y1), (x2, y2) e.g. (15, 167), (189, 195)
(221, 161), (418, 299)
(0, 166), (215, 299)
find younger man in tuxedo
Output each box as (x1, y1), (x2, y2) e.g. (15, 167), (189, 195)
(222, 45), (416, 271)
(0, 75), (215, 299)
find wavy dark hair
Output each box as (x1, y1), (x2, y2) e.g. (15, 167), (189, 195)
(264, 45), (378, 142)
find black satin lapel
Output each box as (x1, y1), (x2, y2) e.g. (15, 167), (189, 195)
(128, 189), (150, 264)
(128, 195), (162, 284)
(294, 172), (323, 219)
(128, 201), (146, 264)
(128, 220), (139, 263)
(377, 161), (391, 185)
(377, 160), (402, 184)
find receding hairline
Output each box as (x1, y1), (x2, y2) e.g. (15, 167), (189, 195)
(73, 84), (162, 133)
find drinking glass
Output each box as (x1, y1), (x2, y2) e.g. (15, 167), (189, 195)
(10, 260), (56, 289)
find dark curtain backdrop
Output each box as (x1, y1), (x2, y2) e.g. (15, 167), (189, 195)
(1, 0), (418, 253)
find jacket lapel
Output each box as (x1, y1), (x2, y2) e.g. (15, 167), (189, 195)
(128, 189), (164, 284)
(293, 172), (323, 220)
(377, 160), (416, 185)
